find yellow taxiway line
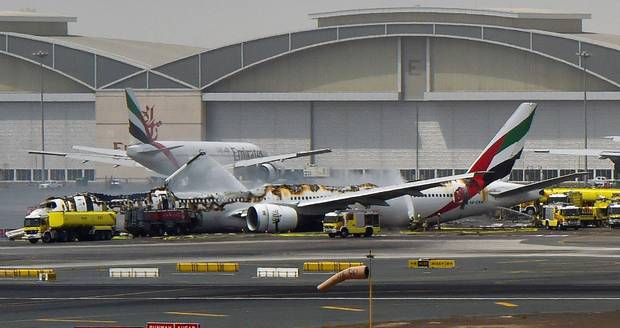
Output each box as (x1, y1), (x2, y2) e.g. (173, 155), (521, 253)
(165, 311), (229, 317)
(321, 305), (365, 312)
(495, 301), (519, 308)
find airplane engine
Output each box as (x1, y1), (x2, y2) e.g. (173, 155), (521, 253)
(257, 163), (280, 182)
(246, 204), (298, 233)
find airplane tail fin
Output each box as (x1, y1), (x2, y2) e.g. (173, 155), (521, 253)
(126, 88), (151, 144)
(467, 103), (537, 187)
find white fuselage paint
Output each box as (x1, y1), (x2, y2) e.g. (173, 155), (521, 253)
(363, 180), (538, 227)
(401, 180), (540, 226)
(196, 179), (541, 232)
(126, 141), (263, 175)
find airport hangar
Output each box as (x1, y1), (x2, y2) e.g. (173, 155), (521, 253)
(2, 7), (620, 184)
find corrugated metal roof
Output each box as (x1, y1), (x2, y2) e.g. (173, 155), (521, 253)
(573, 33), (620, 48)
(309, 7), (591, 20)
(48, 36), (205, 68)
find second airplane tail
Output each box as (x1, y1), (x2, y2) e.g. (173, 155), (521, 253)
(126, 88), (152, 145)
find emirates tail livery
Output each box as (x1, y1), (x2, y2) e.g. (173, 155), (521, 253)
(403, 102), (583, 224)
(29, 89), (330, 181)
(397, 102), (540, 223)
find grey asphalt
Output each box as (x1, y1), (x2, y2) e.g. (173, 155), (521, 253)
(1, 232), (620, 327)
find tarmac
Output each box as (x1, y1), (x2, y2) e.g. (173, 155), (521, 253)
(1, 231), (620, 327)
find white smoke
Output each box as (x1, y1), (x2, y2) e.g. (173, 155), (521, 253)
(167, 154), (247, 194)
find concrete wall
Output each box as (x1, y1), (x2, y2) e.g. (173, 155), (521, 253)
(431, 38), (619, 92)
(0, 53), (91, 93)
(0, 22), (68, 36)
(205, 101), (311, 168)
(210, 38), (398, 93)
(204, 99), (616, 173)
(95, 90), (204, 179)
(0, 101), (95, 170)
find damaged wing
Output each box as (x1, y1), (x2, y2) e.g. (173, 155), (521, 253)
(297, 172), (481, 209)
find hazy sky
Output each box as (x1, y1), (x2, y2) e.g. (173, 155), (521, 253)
(3, 0), (620, 49)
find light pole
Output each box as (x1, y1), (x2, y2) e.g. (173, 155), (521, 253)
(415, 105), (419, 180)
(33, 50), (48, 182)
(577, 50), (590, 181)
(366, 250), (374, 328)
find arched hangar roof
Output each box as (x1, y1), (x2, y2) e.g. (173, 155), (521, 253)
(173, 22), (620, 90)
(2, 7), (620, 91)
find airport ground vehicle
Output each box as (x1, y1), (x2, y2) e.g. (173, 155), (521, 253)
(125, 208), (196, 236)
(541, 188), (620, 205)
(38, 181), (62, 190)
(512, 200), (538, 216)
(23, 195), (117, 243)
(540, 203), (581, 230)
(538, 191), (609, 227)
(608, 203), (620, 228)
(24, 210), (116, 243)
(323, 209), (380, 238)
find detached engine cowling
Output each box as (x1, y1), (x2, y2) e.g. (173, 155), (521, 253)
(246, 204), (298, 233)
(258, 163), (280, 182)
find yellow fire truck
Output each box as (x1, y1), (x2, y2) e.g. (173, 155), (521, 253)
(323, 209), (380, 238)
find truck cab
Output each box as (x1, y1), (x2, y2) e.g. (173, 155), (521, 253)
(541, 204), (580, 230)
(607, 204), (620, 228)
(323, 209), (380, 238)
(23, 208), (50, 243)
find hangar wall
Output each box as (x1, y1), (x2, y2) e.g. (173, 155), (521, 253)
(3, 9), (620, 182)
(205, 101), (311, 168)
(204, 100), (616, 178)
(0, 101), (95, 181)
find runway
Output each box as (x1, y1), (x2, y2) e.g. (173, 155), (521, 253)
(1, 231), (620, 327)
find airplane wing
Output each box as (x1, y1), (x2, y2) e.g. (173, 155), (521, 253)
(232, 148), (331, 168)
(27, 149), (139, 168)
(490, 172), (587, 198)
(297, 172), (480, 209)
(527, 148), (620, 157)
(72, 145), (128, 157)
